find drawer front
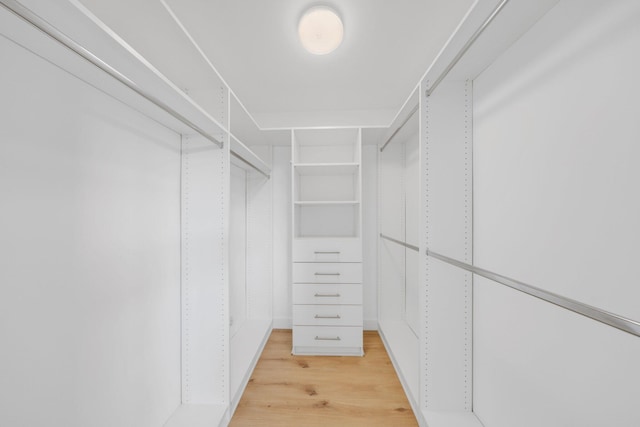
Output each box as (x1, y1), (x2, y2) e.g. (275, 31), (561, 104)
(293, 284), (362, 305)
(293, 238), (362, 262)
(293, 326), (363, 348)
(293, 305), (363, 327)
(293, 263), (362, 284)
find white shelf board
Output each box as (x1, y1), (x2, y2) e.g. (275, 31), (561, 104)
(433, 0), (561, 83)
(3, 1), (229, 144)
(422, 410), (484, 427)
(230, 319), (272, 413)
(164, 404), (227, 427)
(230, 134), (271, 177)
(294, 163), (359, 176)
(294, 200), (360, 205)
(378, 320), (420, 419)
(293, 236), (361, 240)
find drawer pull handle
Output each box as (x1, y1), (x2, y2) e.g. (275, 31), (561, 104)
(314, 293), (341, 297)
(314, 251), (340, 254)
(314, 272), (341, 276)
(315, 336), (341, 341)
(315, 314), (341, 319)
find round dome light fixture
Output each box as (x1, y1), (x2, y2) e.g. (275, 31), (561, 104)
(298, 6), (344, 55)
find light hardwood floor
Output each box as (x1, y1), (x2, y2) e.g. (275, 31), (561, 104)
(230, 329), (418, 426)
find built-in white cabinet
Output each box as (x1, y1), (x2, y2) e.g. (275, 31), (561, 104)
(5, 1), (640, 427)
(291, 128), (364, 356)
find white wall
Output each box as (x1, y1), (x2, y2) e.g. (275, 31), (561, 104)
(271, 144), (378, 329)
(473, 0), (640, 425)
(0, 36), (181, 426)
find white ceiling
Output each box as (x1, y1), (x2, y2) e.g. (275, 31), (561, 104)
(78, 0), (474, 128)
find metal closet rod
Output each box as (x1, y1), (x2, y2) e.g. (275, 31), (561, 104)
(426, 0), (511, 97)
(231, 151), (269, 178)
(427, 249), (640, 338)
(380, 104), (419, 153)
(379, 233), (419, 252)
(378, 233), (640, 337)
(0, 0), (223, 148)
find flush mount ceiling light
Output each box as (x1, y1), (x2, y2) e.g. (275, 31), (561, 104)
(298, 6), (344, 55)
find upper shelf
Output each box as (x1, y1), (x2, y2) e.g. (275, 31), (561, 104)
(421, 0), (561, 92)
(1, 1), (274, 178)
(294, 200), (360, 205)
(0, 0), (230, 145)
(293, 128), (361, 164)
(230, 135), (271, 177)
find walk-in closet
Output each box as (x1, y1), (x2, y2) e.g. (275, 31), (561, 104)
(1, 0), (639, 426)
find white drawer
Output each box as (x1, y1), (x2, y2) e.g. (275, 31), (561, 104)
(293, 263), (362, 283)
(293, 326), (363, 349)
(293, 238), (362, 262)
(293, 305), (363, 327)
(293, 284), (362, 305)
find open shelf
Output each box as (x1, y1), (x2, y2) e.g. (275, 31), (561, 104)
(294, 173), (359, 202)
(230, 319), (272, 412)
(292, 128), (361, 239)
(294, 203), (360, 238)
(293, 128), (360, 164)
(294, 163), (359, 176)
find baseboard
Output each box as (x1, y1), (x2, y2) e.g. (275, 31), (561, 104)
(272, 317), (292, 329)
(364, 318), (378, 330)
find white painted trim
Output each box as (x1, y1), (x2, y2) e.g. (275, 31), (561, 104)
(363, 319), (378, 331)
(272, 318), (293, 330)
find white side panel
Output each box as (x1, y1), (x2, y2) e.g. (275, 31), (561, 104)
(361, 145), (379, 329)
(229, 164), (247, 337)
(379, 136), (405, 241)
(181, 135), (228, 404)
(378, 240), (406, 322)
(271, 146), (292, 328)
(0, 36), (180, 426)
(229, 148), (272, 417)
(246, 155), (273, 321)
(473, 1), (640, 426)
(404, 124), (420, 248)
(421, 79), (472, 412)
(378, 131), (406, 324)
(404, 125), (420, 335)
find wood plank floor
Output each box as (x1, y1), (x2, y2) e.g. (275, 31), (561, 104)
(230, 330), (418, 426)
